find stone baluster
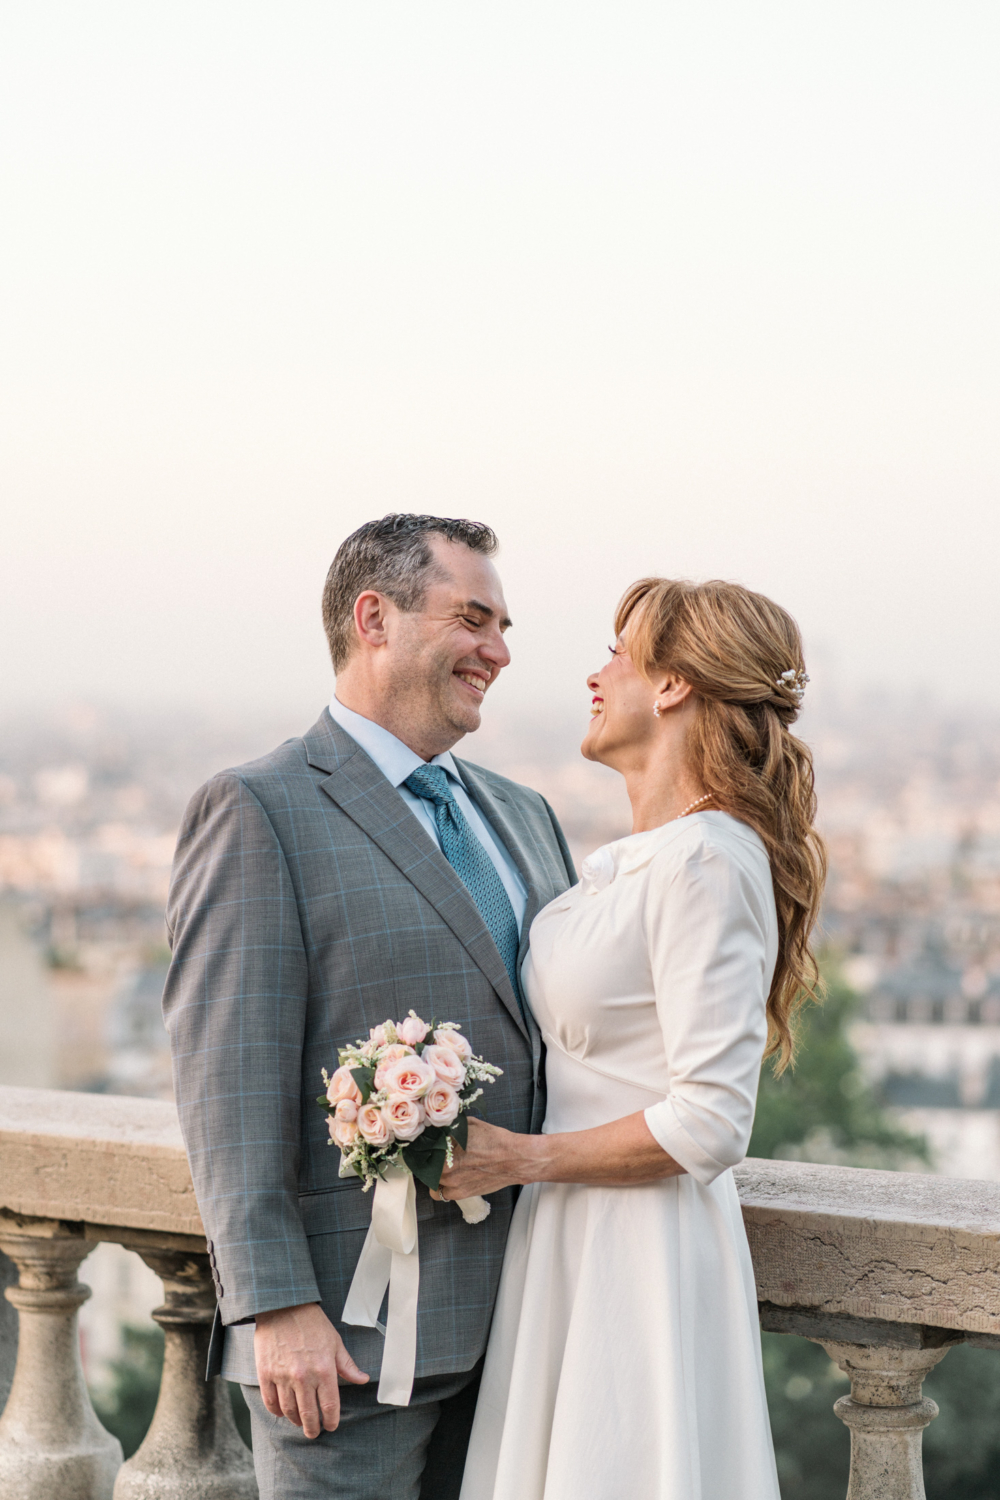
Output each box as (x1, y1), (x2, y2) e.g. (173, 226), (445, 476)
(0, 1227), (123, 1500)
(113, 1248), (257, 1500)
(817, 1340), (952, 1500)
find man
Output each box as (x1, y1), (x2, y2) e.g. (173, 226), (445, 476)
(163, 514), (576, 1500)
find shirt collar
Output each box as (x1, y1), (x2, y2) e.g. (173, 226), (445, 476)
(329, 696), (464, 790)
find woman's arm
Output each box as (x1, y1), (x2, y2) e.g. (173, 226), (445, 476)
(436, 1111), (685, 1199)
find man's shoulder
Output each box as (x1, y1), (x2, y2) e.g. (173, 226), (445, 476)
(189, 711), (344, 811)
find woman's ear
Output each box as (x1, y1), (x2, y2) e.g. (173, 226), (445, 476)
(652, 672), (694, 711)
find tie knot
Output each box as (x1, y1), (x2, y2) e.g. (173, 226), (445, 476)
(404, 764), (455, 808)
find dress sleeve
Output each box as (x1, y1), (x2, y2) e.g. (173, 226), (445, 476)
(641, 834), (774, 1185)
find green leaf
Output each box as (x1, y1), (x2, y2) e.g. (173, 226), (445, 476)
(403, 1125), (446, 1161)
(401, 1126), (449, 1189)
(316, 1093), (331, 1107)
(406, 1147), (448, 1191)
(350, 1066), (375, 1105)
(449, 1113), (469, 1151)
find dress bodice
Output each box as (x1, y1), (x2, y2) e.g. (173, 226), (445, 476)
(521, 810), (778, 1180)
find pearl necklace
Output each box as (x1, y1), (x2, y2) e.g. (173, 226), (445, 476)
(674, 792), (714, 820)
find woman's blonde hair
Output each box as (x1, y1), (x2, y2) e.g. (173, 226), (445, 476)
(616, 577), (827, 1072)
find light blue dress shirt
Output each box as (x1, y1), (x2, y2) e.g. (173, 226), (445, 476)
(328, 697), (528, 935)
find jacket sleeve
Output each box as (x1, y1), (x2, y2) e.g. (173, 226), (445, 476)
(162, 772), (320, 1323)
(641, 838), (773, 1185)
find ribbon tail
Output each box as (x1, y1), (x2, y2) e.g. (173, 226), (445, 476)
(377, 1241), (420, 1405)
(342, 1167), (421, 1406)
(341, 1222), (391, 1335)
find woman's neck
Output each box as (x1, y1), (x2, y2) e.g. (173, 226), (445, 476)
(620, 744), (709, 834)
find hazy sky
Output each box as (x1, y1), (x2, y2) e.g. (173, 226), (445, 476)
(2, 2), (998, 726)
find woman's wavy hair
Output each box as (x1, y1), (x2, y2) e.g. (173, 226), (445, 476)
(616, 577), (827, 1072)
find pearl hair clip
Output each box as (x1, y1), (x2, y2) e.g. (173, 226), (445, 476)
(776, 668), (809, 704)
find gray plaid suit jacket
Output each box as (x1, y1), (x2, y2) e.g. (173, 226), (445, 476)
(162, 709), (576, 1382)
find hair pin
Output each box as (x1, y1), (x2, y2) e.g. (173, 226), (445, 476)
(775, 667), (809, 704)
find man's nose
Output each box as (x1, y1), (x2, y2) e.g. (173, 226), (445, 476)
(480, 629), (511, 671)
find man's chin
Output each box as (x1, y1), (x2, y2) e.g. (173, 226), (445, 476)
(452, 705), (482, 736)
(445, 692), (483, 738)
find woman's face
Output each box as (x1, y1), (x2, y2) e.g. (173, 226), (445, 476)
(581, 636), (659, 766)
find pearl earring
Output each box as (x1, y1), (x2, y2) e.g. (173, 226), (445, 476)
(653, 703), (662, 718)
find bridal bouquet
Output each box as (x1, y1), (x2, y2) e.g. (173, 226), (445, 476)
(321, 1012), (502, 1406)
(320, 1011), (501, 1217)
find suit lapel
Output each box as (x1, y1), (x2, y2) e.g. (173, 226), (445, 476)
(304, 713), (528, 1039)
(454, 758), (551, 973)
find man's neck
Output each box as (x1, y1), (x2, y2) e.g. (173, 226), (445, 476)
(332, 687), (461, 763)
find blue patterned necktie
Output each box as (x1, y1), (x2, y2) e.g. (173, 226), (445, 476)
(403, 764), (523, 1015)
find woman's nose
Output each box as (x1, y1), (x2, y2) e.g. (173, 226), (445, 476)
(586, 671), (600, 692)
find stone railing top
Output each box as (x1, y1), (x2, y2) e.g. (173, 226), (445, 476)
(3, 1085), (1000, 1334)
(0, 1084), (201, 1239)
(736, 1157), (1000, 1337)
(736, 1157), (1000, 1237)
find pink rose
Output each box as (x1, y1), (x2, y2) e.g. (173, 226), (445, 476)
(423, 1080), (460, 1127)
(369, 1024), (389, 1048)
(433, 1028), (473, 1064)
(332, 1118), (359, 1149)
(326, 1065), (363, 1107)
(421, 1044), (466, 1088)
(398, 1014), (430, 1046)
(335, 1098), (358, 1123)
(373, 1043), (416, 1091)
(357, 1101), (393, 1146)
(381, 1094), (426, 1142)
(382, 1055), (437, 1100)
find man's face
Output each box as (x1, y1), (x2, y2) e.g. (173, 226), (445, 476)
(379, 536), (512, 752)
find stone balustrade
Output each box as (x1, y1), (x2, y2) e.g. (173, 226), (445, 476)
(2, 1086), (1000, 1500)
(0, 1086), (255, 1500)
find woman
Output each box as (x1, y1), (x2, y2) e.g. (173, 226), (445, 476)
(439, 577), (826, 1500)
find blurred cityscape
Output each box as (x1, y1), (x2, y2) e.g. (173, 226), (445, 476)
(5, 692), (1000, 1384)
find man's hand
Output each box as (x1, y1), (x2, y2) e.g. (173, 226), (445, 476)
(254, 1303), (368, 1437)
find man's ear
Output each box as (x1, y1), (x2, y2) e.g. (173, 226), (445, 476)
(353, 591), (391, 649)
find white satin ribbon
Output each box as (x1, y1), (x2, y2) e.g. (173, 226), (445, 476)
(341, 1166), (490, 1406)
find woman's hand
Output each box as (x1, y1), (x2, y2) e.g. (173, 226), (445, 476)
(435, 1111), (684, 1199)
(433, 1117), (538, 1200)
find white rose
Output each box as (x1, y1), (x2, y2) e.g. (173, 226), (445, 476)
(373, 1044), (415, 1090)
(433, 1028), (473, 1063)
(382, 1055), (437, 1101)
(398, 1015), (430, 1046)
(357, 1101), (393, 1146)
(423, 1080), (460, 1127)
(421, 1044), (466, 1089)
(381, 1094), (426, 1142)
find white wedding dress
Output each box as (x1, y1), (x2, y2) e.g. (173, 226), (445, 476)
(460, 811), (781, 1500)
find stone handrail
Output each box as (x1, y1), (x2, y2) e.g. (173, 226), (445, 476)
(2, 1086), (1000, 1499)
(0, 1086), (252, 1500)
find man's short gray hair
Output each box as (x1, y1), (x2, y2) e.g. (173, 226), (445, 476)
(322, 513), (499, 672)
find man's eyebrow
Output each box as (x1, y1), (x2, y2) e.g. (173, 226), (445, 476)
(463, 599), (513, 630)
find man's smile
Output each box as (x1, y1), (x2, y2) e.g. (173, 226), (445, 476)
(455, 669), (489, 697)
